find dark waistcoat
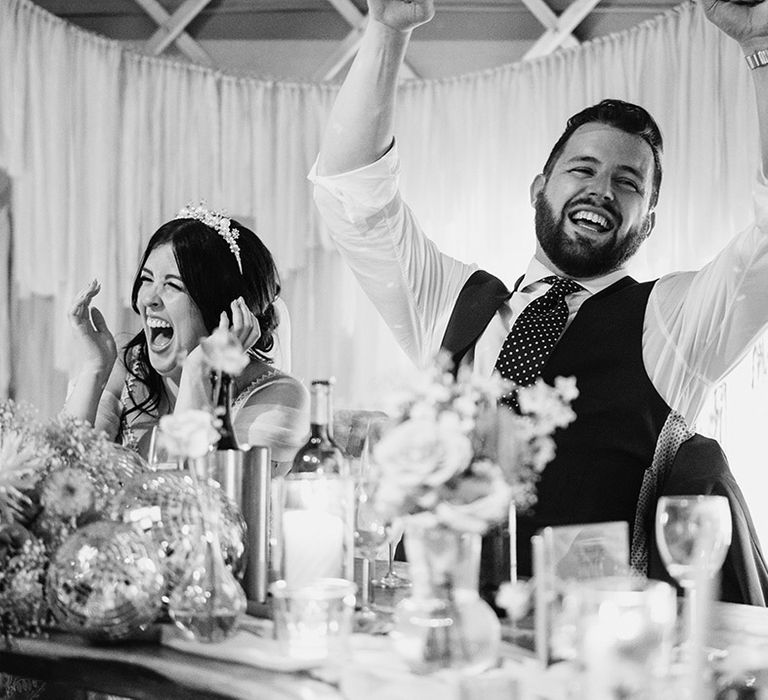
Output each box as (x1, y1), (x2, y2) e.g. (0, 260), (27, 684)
(440, 270), (671, 577)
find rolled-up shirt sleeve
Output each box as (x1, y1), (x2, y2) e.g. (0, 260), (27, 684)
(645, 170), (768, 424)
(309, 143), (476, 367)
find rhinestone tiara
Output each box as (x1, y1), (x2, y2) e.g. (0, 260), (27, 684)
(176, 202), (242, 273)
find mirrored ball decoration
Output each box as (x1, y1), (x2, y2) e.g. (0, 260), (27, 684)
(87, 442), (152, 515)
(108, 471), (247, 593)
(47, 520), (165, 640)
(103, 442), (151, 485)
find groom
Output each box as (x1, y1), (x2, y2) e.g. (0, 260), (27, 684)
(310, 0), (768, 579)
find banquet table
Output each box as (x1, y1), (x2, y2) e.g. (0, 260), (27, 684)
(1, 600), (767, 700)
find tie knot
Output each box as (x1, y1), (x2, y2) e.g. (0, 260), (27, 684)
(542, 275), (582, 297)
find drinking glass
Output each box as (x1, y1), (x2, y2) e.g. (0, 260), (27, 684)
(655, 495), (732, 650)
(147, 425), (178, 470)
(354, 476), (388, 631)
(373, 518), (411, 589)
(270, 578), (356, 663)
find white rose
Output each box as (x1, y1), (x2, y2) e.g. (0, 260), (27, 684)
(374, 417), (472, 488)
(434, 467), (512, 533)
(199, 326), (249, 376)
(159, 410), (218, 459)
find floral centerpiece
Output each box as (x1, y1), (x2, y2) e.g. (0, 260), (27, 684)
(372, 353), (578, 533)
(370, 355), (578, 673)
(0, 400), (147, 643)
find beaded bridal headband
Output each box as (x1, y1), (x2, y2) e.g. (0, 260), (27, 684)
(176, 202), (242, 273)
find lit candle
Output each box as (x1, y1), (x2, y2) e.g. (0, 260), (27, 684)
(281, 509), (345, 587)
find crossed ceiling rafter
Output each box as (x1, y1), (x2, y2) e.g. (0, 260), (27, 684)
(133, 0), (214, 65)
(521, 0), (602, 60)
(129, 0), (603, 79)
(315, 0), (603, 80)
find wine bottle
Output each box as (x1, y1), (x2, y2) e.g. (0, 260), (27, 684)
(278, 379), (354, 586)
(213, 371), (240, 451)
(291, 379), (345, 475)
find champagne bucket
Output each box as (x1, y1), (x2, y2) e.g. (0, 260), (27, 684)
(210, 445), (271, 603)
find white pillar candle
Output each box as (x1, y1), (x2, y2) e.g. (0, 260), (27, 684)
(282, 509), (345, 587)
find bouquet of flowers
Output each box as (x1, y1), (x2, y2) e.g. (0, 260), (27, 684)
(0, 399), (145, 641)
(371, 354), (578, 534)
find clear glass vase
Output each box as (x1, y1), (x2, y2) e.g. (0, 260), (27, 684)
(167, 456), (247, 643)
(390, 520), (501, 674)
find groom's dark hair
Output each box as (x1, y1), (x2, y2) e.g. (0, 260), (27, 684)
(542, 98), (664, 208)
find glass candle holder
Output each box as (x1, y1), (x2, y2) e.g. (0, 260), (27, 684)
(272, 473), (354, 587)
(270, 578), (356, 663)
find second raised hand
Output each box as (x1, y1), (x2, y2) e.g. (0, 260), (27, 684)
(227, 297), (261, 352)
(367, 0), (435, 32)
(701, 0), (768, 48)
(68, 278), (117, 375)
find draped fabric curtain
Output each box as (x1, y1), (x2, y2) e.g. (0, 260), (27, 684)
(1, 0), (766, 537)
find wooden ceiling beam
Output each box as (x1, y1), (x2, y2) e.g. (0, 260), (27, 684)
(132, 0), (212, 64)
(523, 0), (602, 59)
(519, 0), (578, 50)
(144, 0), (214, 56)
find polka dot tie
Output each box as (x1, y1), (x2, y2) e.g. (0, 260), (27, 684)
(495, 276), (583, 409)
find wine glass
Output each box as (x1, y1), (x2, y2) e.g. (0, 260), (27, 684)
(655, 495), (732, 652)
(353, 476), (388, 632)
(373, 518), (411, 589)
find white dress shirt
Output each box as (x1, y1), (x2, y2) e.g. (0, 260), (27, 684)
(309, 143), (768, 426)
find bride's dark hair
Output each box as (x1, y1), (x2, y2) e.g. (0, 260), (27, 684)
(122, 216), (281, 419)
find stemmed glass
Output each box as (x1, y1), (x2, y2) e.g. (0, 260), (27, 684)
(353, 475), (388, 632)
(373, 518), (411, 589)
(655, 495), (732, 653)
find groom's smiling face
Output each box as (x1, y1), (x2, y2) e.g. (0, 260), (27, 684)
(530, 123), (656, 279)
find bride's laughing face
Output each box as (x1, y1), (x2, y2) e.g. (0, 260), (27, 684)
(136, 243), (208, 383)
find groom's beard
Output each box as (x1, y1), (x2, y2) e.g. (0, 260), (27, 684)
(534, 191), (650, 278)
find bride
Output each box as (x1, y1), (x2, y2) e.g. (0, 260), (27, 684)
(63, 204), (309, 473)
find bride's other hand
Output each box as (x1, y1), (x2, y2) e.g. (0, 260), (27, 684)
(68, 278), (117, 377)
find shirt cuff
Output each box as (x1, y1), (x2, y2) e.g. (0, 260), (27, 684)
(308, 140), (401, 219)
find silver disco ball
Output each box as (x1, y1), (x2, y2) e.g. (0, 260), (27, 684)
(47, 520), (165, 640)
(108, 471), (247, 591)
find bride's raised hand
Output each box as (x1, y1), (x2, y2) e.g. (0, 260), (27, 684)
(183, 304), (252, 383)
(68, 279), (117, 377)
(227, 296), (261, 353)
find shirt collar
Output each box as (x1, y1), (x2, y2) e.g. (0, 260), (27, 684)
(516, 257), (628, 295)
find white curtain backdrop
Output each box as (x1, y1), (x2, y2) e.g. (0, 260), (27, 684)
(1, 0), (766, 534)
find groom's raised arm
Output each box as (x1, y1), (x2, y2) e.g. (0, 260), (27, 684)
(316, 0), (434, 176)
(702, 0), (768, 175)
